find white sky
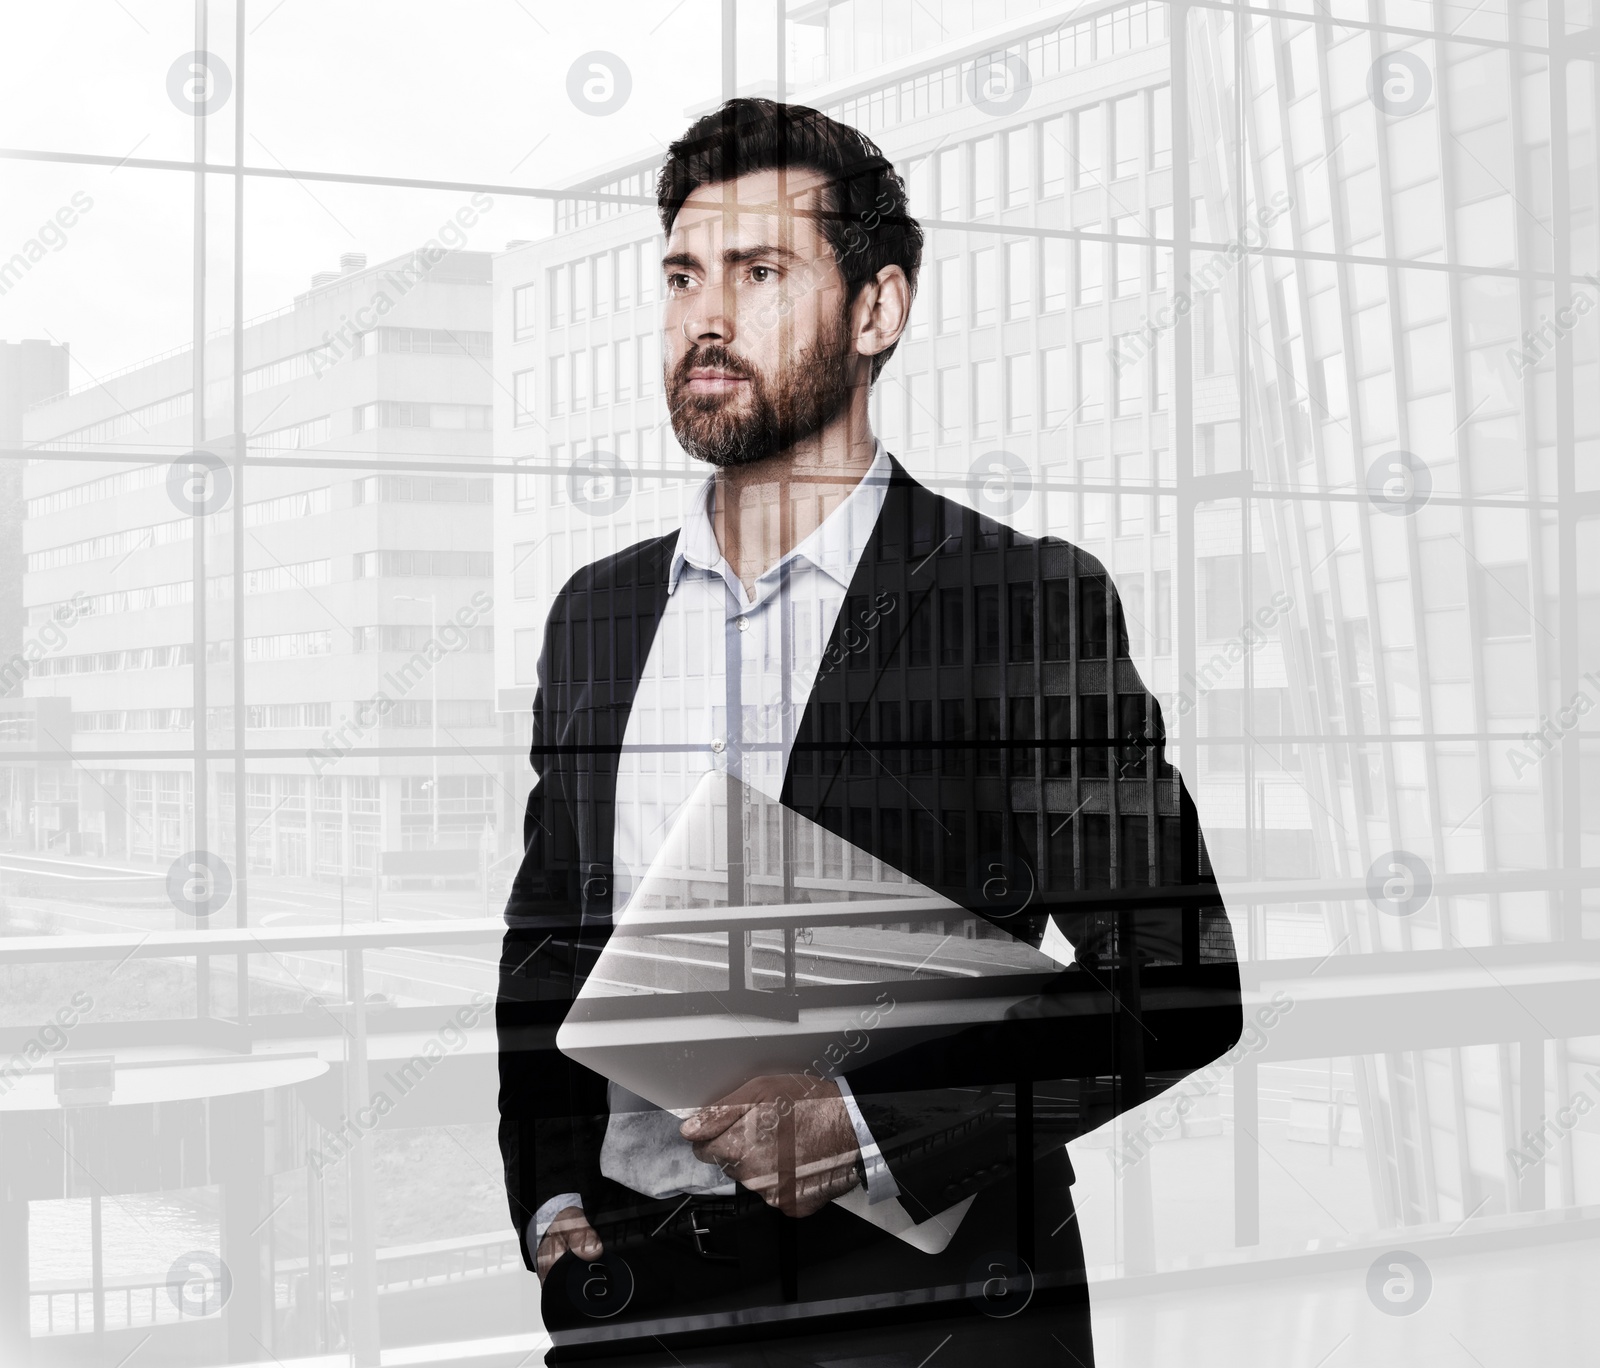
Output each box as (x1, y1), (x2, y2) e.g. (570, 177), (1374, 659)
(0, 0), (787, 383)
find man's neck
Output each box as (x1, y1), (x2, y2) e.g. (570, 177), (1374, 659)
(709, 405), (879, 597)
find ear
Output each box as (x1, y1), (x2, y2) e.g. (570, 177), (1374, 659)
(852, 264), (912, 365)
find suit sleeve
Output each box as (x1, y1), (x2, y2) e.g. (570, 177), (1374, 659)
(495, 588), (610, 1270)
(846, 623), (1242, 1221)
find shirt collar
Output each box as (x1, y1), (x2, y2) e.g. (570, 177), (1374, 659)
(668, 442), (894, 602)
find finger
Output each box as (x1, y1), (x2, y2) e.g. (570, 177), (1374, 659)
(572, 1223), (603, 1260)
(681, 1100), (749, 1142)
(536, 1232), (566, 1281)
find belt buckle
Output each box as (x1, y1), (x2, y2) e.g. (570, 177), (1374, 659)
(688, 1205), (739, 1263)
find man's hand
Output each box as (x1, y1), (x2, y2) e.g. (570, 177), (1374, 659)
(535, 1206), (603, 1282)
(680, 1074), (861, 1217)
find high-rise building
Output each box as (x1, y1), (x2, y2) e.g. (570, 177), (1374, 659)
(493, 0), (1591, 1253)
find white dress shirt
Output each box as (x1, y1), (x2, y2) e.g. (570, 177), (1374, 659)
(532, 443), (901, 1250)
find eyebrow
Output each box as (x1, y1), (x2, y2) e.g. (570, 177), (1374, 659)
(660, 243), (802, 273)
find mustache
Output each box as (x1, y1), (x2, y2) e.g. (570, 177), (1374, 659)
(671, 345), (757, 390)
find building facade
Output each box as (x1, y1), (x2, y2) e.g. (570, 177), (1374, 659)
(11, 250), (511, 877)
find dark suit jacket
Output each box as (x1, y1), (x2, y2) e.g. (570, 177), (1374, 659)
(497, 457), (1241, 1306)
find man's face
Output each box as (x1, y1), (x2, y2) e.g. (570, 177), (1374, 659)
(661, 168), (862, 468)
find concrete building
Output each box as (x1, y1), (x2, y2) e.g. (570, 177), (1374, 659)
(9, 249), (512, 877)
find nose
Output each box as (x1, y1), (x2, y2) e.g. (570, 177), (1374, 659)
(684, 280), (734, 346)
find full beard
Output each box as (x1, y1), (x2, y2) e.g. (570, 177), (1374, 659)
(667, 313), (857, 469)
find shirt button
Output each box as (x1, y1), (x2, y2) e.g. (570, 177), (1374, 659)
(736, 616), (750, 632)
(711, 738), (725, 754)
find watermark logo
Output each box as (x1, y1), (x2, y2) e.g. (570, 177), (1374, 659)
(1507, 276), (1600, 376)
(1366, 1249), (1431, 1315)
(1367, 52), (1431, 116)
(309, 590), (493, 776)
(167, 851), (233, 919)
(1112, 989), (1294, 1172)
(1366, 850), (1432, 918)
(967, 450), (1033, 520)
(1508, 1064), (1600, 1176)
(1112, 191), (1294, 378)
(167, 1252), (232, 1316)
(0, 590), (89, 695)
(567, 450), (632, 517)
(167, 451), (232, 516)
(0, 192), (95, 299)
(967, 53), (1031, 116)
(1174, 589), (1294, 718)
(1364, 450), (1431, 516)
(967, 1251), (1034, 1318)
(567, 52), (631, 116)
(1506, 673), (1600, 778)
(0, 991), (95, 1097)
(565, 1251), (635, 1317)
(310, 194), (495, 379)
(308, 992), (494, 1176)
(968, 853), (1035, 920)
(167, 52), (232, 115)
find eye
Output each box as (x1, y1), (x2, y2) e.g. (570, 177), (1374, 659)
(665, 272), (693, 293)
(749, 265), (775, 283)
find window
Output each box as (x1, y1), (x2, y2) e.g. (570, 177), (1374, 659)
(571, 349), (589, 410)
(1005, 127), (1030, 206)
(1008, 584), (1036, 662)
(1154, 570), (1172, 654)
(1077, 228), (1103, 305)
(908, 155), (934, 220)
(1006, 240), (1031, 319)
(639, 332), (660, 396)
(973, 137), (995, 215)
(615, 337), (633, 400)
(593, 254), (611, 315)
(571, 257), (590, 321)
(514, 628), (540, 684)
(939, 146), (962, 217)
(1077, 343), (1104, 422)
(938, 257), (961, 334)
(1114, 336), (1144, 416)
(592, 344), (611, 406)
(1043, 238), (1067, 311)
(1113, 96), (1142, 179)
(1042, 347), (1070, 427)
(940, 588), (965, 665)
(550, 355), (568, 417)
(910, 372), (933, 445)
(1153, 204), (1173, 290)
(1117, 453), (1147, 535)
(1150, 85), (1172, 168)
(1153, 335), (1169, 411)
(513, 368), (536, 426)
(938, 367), (962, 441)
(513, 283), (537, 340)
(1041, 116), (1066, 197)
(1006, 355), (1034, 432)
(549, 264), (568, 326)
(1075, 105), (1104, 189)
(973, 360), (998, 437)
(1115, 215), (1143, 297)
(975, 586), (1001, 664)
(636, 243), (656, 304)
(616, 244), (635, 308)
(972, 247), (996, 326)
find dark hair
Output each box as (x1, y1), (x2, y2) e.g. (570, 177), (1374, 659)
(656, 98), (923, 381)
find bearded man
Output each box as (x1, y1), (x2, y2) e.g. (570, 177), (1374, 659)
(498, 97), (1241, 1367)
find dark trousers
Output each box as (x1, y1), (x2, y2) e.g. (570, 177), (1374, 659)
(542, 1148), (1093, 1367)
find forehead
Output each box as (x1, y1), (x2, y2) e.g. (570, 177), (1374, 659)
(668, 167), (832, 253)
